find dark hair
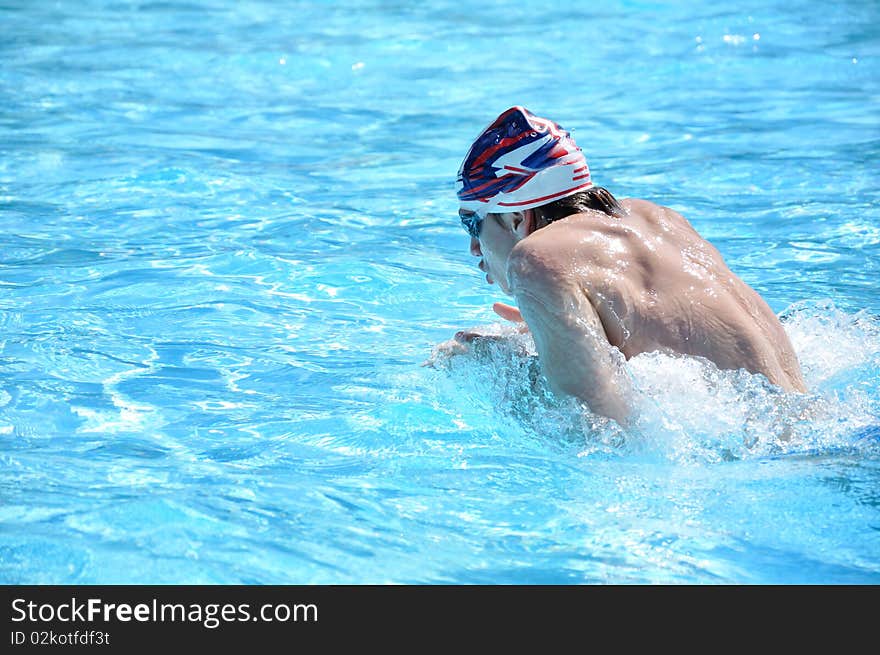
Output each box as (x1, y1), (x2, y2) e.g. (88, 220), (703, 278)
(533, 187), (624, 228)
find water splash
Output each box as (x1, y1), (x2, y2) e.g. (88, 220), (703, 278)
(429, 301), (880, 463)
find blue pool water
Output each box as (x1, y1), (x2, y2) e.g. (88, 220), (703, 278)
(1, 0), (878, 584)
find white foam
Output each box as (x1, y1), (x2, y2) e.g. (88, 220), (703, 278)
(429, 300), (880, 463)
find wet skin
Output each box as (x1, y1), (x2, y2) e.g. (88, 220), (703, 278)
(457, 198), (807, 424)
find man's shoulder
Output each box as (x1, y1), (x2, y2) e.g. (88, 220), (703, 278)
(621, 197), (701, 239)
(507, 220), (608, 292)
(620, 197), (668, 215)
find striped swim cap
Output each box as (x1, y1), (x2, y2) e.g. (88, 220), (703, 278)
(456, 107), (592, 215)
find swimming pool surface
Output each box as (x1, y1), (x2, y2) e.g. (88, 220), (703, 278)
(1, 0), (878, 583)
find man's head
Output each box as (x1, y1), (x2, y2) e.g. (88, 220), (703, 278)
(455, 107), (592, 294)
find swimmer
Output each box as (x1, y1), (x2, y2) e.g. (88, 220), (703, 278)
(434, 106), (806, 425)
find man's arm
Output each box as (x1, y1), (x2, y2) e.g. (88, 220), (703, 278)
(508, 244), (633, 425)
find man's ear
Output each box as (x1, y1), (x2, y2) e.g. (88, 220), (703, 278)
(512, 209), (535, 238)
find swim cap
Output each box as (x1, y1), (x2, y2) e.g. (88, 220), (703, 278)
(456, 106), (592, 215)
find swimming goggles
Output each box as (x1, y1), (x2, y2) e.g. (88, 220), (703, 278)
(459, 208), (485, 239)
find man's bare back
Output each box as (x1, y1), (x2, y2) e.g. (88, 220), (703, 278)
(507, 199), (806, 417)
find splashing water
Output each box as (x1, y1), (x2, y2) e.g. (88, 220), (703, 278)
(428, 300), (880, 464)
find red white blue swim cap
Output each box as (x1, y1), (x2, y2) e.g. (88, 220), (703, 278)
(456, 107), (592, 214)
